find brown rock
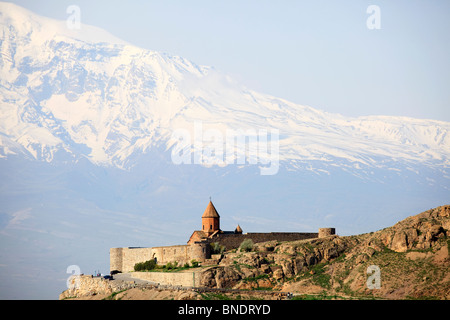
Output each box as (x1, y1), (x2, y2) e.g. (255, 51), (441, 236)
(391, 232), (408, 252)
(215, 267), (241, 288)
(257, 278), (272, 288)
(293, 257), (307, 275)
(363, 247), (376, 257)
(323, 246), (339, 261)
(200, 268), (216, 287)
(355, 254), (369, 264)
(234, 281), (257, 290)
(438, 206), (450, 218)
(273, 269), (284, 280)
(259, 264), (271, 274)
(281, 260), (295, 278)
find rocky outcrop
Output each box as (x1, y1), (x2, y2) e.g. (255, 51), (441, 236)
(198, 235), (357, 289)
(200, 266), (243, 288)
(380, 205), (449, 252)
(60, 275), (137, 299)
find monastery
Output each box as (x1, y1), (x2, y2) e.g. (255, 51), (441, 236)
(110, 201), (335, 273)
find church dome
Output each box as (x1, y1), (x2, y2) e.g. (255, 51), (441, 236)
(202, 201), (220, 218)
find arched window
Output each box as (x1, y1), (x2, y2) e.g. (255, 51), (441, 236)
(210, 225), (212, 229)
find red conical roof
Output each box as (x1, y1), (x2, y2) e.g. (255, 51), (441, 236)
(202, 201), (220, 218)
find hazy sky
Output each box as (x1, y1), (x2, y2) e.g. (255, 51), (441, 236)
(7, 0), (450, 121)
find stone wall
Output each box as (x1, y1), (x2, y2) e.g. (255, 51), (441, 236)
(110, 243), (210, 273)
(205, 232), (319, 251)
(131, 271), (202, 287)
(110, 247), (153, 273)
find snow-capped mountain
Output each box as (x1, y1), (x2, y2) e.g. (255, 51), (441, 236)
(1, 2), (449, 174)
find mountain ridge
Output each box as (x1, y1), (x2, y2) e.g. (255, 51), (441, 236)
(1, 2), (449, 175)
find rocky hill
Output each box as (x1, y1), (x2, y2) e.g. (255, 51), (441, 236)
(61, 205), (449, 300)
(199, 205), (449, 299)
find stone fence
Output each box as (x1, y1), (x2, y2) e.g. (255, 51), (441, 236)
(131, 271), (202, 287)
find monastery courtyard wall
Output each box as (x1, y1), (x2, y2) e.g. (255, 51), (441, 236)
(110, 243), (209, 273)
(131, 271), (202, 287)
(204, 232), (319, 250)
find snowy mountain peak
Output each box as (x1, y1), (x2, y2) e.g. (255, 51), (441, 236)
(0, 2), (449, 175)
(0, 2), (129, 46)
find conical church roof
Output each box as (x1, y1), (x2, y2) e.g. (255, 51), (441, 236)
(202, 201), (220, 218)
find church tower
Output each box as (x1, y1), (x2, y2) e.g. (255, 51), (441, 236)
(202, 200), (220, 236)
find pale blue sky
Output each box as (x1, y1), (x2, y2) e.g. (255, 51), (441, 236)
(7, 0), (450, 121)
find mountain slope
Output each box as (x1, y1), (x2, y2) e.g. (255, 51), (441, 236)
(1, 2), (449, 174)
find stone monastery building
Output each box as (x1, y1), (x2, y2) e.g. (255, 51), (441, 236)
(110, 201), (335, 273)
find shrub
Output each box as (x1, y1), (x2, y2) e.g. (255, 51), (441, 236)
(164, 261), (176, 270)
(191, 259), (199, 268)
(239, 239), (254, 252)
(134, 259), (157, 271)
(211, 242), (225, 254)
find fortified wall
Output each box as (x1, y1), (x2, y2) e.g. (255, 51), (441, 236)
(204, 232), (320, 251)
(110, 242), (209, 273)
